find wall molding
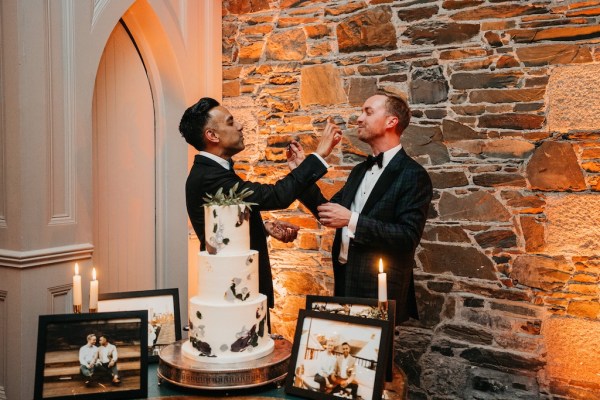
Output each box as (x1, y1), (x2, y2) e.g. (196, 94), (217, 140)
(48, 284), (73, 314)
(0, 244), (93, 269)
(0, 290), (7, 393)
(47, 0), (76, 225)
(0, 0), (6, 229)
(92, 0), (110, 31)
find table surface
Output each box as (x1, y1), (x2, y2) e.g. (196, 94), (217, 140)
(147, 363), (294, 399)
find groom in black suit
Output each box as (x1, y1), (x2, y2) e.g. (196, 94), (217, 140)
(179, 97), (341, 317)
(299, 93), (433, 323)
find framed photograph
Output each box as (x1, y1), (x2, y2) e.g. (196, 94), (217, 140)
(285, 310), (390, 400)
(34, 311), (148, 400)
(98, 288), (181, 362)
(305, 296), (396, 323)
(305, 296), (396, 382)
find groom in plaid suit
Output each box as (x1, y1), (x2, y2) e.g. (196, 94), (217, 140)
(299, 93), (432, 323)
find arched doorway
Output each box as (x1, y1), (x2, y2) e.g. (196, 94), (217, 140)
(92, 20), (156, 292)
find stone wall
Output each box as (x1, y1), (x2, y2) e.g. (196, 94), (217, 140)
(221, 1), (600, 398)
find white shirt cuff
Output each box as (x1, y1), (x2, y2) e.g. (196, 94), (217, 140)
(311, 152), (330, 168)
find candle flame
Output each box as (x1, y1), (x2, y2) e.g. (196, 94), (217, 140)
(379, 258), (383, 273)
(92, 268), (97, 281)
(75, 263), (79, 275)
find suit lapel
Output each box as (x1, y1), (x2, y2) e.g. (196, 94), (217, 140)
(361, 148), (409, 215)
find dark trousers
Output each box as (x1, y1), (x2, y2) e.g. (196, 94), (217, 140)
(96, 362), (118, 379)
(313, 373), (332, 392)
(333, 381), (359, 398)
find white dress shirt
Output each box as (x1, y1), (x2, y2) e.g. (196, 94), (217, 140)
(338, 144), (402, 263)
(97, 343), (118, 364)
(79, 344), (98, 366)
(339, 356), (351, 379)
(199, 151), (232, 170)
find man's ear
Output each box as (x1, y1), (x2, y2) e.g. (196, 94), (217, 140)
(204, 128), (219, 144)
(387, 116), (399, 131)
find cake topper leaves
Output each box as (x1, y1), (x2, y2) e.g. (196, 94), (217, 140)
(202, 182), (257, 209)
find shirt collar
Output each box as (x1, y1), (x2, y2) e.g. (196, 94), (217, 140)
(375, 143), (402, 169)
(200, 151), (231, 170)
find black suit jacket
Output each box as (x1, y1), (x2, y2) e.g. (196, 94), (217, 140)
(186, 154), (328, 308)
(300, 148), (432, 322)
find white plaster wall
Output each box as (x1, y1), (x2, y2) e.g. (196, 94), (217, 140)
(0, 1), (222, 398)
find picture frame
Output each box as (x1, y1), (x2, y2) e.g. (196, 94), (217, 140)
(34, 311), (148, 400)
(305, 295), (396, 323)
(285, 310), (390, 400)
(305, 296), (396, 382)
(98, 288), (181, 362)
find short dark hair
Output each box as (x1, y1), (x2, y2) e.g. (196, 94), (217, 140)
(341, 342), (350, 347)
(179, 97), (220, 151)
(99, 334), (110, 342)
(381, 93), (410, 134)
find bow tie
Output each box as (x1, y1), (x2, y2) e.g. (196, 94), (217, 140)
(365, 153), (384, 169)
(228, 158), (235, 170)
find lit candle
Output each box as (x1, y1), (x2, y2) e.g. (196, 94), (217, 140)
(73, 263), (82, 308)
(378, 258), (387, 302)
(89, 268), (98, 311)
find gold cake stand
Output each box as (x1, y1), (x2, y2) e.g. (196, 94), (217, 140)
(157, 337), (291, 390)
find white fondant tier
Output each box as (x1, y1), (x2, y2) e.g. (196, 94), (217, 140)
(204, 204), (250, 255)
(197, 250), (259, 304)
(183, 294), (274, 363)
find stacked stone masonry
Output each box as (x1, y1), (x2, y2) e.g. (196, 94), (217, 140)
(221, 0), (600, 398)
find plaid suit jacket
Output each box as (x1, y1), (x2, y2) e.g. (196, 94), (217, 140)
(300, 148), (432, 322)
(186, 154), (328, 308)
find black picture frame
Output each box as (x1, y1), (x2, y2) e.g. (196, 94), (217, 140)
(285, 310), (390, 400)
(305, 296), (396, 382)
(98, 288), (181, 362)
(34, 311), (148, 400)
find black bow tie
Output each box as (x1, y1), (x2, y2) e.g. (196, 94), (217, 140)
(365, 153), (384, 169)
(228, 159), (235, 170)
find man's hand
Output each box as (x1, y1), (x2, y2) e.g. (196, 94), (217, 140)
(108, 360), (115, 368)
(265, 220), (300, 243)
(286, 140), (305, 170)
(315, 118), (343, 158)
(317, 203), (351, 228)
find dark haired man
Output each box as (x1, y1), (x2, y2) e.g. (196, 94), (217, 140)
(332, 342), (358, 399)
(95, 334), (120, 385)
(179, 97), (341, 319)
(299, 93), (433, 324)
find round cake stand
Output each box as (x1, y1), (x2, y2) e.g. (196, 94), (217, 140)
(157, 337), (291, 390)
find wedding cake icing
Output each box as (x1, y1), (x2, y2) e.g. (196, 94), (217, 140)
(182, 203), (274, 363)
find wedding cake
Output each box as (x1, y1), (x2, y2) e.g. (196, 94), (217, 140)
(182, 193), (274, 364)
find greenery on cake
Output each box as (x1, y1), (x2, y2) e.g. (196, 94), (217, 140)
(202, 182), (257, 209)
